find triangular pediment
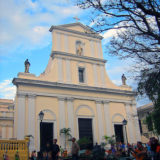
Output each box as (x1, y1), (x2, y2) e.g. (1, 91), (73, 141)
(49, 22), (103, 39)
(58, 22), (95, 33)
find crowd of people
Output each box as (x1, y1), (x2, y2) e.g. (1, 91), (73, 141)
(28, 136), (160, 160)
(30, 137), (80, 160)
(3, 137), (160, 160)
(104, 137), (160, 160)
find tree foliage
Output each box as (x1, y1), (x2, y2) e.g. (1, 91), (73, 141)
(77, 0), (160, 69)
(138, 68), (160, 101)
(77, 0), (160, 134)
(138, 69), (160, 134)
(146, 114), (153, 131)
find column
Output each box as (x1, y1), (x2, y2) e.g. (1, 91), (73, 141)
(66, 59), (71, 83)
(125, 103), (134, 143)
(132, 103), (141, 142)
(58, 97), (66, 147)
(96, 101), (104, 143)
(28, 95), (36, 151)
(104, 101), (112, 137)
(66, 98), (74, 137)
(17, 94), (25, 139)
(58, 58), (63, 82)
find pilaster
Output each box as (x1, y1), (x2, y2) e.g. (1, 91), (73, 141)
(100, 65), (105, 87)
(58, 97), (66, 147)
(103, 101), (112, 137)
(132, 103), (141, 142)
(8, 126), (13, 139)
(17, 94), (25, 140)
(2, 126), (6, 139)
(125, 103), (134, 143)
(96, 101), (104, 143)
(90, 40), (95, 57)
(64, 34), (69, 53)
(66, 98), (74, 137)
(66, 59), (71, 83)
(58, 58), (63, 82)
(28, 94), (36, 151)
(93, 64), (98, 86)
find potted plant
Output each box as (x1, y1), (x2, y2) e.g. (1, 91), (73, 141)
(60, 128), (72, 157)
(103, 135), (116, 146)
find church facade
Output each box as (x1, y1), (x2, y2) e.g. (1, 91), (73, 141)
(13, 22), (141, 151)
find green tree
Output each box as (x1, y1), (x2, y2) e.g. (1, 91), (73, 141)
(60, 128), (72, 150)
(138, 69), (160, 134)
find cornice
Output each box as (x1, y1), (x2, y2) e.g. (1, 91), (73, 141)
(0, 101), (14, 106)
(13, 78), (136, 97)
(0, 117), (14, 121)
(49, 25), (103, 40)
(50, 51), (106, 64)
(17, 90), (135, 104)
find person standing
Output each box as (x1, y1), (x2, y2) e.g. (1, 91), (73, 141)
(71, 137), (80, 160)
(15, 151), (20, 160)
(30, 150), (37, 160)
(52, 139), (60, 160)
(131, 141), (147, 160)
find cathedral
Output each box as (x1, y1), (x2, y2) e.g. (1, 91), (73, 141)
(12, 22), (141, 151)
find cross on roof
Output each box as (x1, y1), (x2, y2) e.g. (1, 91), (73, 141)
(73, 16), (80, 22)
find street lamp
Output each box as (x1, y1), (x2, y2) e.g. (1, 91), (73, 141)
(122, 119), (128, 145)
(39, 111), (44, 151)
(39, 111), (44, 122)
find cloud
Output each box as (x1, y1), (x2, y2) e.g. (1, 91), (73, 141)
(0, 79), (16, 99)
(0, 0), (82, 56)
(112, 79), (121, 86)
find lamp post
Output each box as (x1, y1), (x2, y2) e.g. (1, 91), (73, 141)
(122, 119), (128, 145)
(39, 111), (44, 151)
(39, 111), (44, 122)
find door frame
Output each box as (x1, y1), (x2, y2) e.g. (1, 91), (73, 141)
(114, 124), (124, 143)
(40, 122), (54, 150)
(112, 122), (127, 144)
(37, 119), (57, 151)
(76, 116), (96, 145)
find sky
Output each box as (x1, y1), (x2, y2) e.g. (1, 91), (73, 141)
(0, 0), (150, 106)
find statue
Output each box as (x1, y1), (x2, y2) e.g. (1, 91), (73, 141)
(24, 59), (30, 73)
(76, 44), (83, 56)
(122, 74), (127, 85)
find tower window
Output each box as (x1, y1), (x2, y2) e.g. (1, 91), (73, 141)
(78, 67), (85, 83)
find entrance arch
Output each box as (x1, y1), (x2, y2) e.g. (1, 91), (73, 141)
(37, 109), (57, 151)
(112, 114), (127, 144)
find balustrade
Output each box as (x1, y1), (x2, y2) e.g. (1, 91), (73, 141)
(0, 137), (29, 160)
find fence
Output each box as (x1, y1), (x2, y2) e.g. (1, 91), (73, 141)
(0, 137), (29, 160)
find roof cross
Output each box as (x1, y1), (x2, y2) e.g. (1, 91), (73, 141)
(73, 16), (80, 22)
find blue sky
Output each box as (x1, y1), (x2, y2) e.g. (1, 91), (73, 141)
(0, 0), (149, 106)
